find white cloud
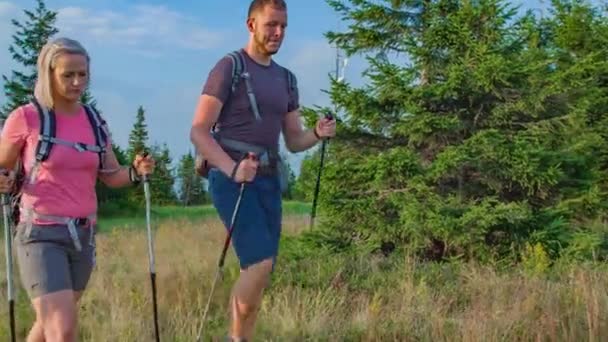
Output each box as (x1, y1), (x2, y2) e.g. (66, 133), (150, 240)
(56, 4), (227, 55)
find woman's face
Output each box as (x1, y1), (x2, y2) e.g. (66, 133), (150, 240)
(51, 53), (88, 104)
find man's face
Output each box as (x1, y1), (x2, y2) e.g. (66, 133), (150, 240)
(249, 5), (287, 55)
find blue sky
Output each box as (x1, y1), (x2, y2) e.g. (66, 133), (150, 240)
(0, 0), (574, 173)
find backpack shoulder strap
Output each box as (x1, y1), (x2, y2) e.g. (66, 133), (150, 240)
(30, 98), (56, 163)
(227, 50), (246, 93)
(83, 104), (108, 146)
(284, 67), (297, 94)
(212, 50), (248, 133)
(223, 49), (261, 122)
(83, 104), (109, 168)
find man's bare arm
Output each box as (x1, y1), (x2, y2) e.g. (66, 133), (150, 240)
(190, 94), (237, 177)
(282, 109), (321, 153)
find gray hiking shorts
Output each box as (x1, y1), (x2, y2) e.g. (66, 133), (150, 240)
(14, 223), (97, 299)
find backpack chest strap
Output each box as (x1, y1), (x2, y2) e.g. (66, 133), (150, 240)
(38, 135), (106, 154)
(28, 99), (109, 185)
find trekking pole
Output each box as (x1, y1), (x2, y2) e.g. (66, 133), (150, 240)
(141, 153), (160, 342)
(309, 111), (334, 229)
(196, 153), (256, 342)
(2, 191), (16, 342)
(1, 168), (16, 342)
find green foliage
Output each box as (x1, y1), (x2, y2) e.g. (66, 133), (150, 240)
(96, 145), (139, 216)
(294, 150), (321, 202)
(280, 152), (299, 200)
(122, 105), (179, 206)
(80, 88), (98, 109)
(177, 151), (207, 205)
(521, 242), (551, 276)
(1, 0), (58, 118)
(299, 0), (608, 263)
(127, 105), (149, 161)
(148, 143), (178, 205)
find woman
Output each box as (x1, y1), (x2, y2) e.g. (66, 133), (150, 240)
(0, 37), (155, 341)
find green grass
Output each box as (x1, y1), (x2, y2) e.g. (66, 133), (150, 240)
(2, 212), (608, 340)
(96, 200), (312, 232)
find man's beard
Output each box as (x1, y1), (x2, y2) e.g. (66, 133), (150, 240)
(254, 33), (279, 55)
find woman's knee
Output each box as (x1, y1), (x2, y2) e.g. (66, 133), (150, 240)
(33, 290), (77, 341)
(46, 322), (76, 342)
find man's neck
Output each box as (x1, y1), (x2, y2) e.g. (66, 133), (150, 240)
(244, 43), (272, 66)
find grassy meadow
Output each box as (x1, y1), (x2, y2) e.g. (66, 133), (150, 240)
(0, 202), (607, 341)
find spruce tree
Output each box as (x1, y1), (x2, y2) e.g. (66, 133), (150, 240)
(279, 153), (297, 200)
(310, 0), (607, 262)
(295, 149), (326, 202)
(1, 0), (58, 118)
(96, 145), (135, 215)
(149, 143), (177, 205)
(127, 105), (149, 161)
(177, 151), (206, 206)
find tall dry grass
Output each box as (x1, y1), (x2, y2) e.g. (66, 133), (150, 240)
(1, 215), (607, 341)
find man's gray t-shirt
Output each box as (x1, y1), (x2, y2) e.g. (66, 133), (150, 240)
(202, 49), (299, 161)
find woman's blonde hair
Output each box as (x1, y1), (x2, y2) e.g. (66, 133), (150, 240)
(34, 37), (90, 108)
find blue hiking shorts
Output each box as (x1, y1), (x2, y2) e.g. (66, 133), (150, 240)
(208, 168), (282, 270)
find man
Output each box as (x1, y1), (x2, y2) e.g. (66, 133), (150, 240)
(190, 0), (336, 340)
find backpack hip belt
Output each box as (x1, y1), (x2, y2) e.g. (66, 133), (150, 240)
(216, 136), (282, 174)
(20, 207), (96, 252)
(216, 136), (289, 190)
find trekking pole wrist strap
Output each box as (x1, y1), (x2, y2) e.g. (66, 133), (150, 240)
(129, 165), (141, 185)
(230, 159), (242, 181)
(313, 126), (322, 140)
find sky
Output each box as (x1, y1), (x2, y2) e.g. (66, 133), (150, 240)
(0, 0), (578, 174)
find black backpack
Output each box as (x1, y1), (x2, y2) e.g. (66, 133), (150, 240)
(195, 49), (297, 179)
(2, 98), (110, 225)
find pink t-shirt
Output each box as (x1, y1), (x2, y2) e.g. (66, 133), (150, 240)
(1, 103), (110, 224)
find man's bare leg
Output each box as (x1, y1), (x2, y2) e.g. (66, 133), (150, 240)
(229, 258), (273, 340)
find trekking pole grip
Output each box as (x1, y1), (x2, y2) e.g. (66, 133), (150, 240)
(0, 169), (11, 204)
(141, 151), (150, 183)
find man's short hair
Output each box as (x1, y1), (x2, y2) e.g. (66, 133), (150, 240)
(248, 0), (287, 18)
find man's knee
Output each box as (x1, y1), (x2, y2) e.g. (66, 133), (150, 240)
(234, 298), (258, 320)
(255, 258), (274, 273)
(234, 257), (274, 302)
(247, 258), (274, 287)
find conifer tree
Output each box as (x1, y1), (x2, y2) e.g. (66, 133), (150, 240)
(306, 0), (608, 262)
(1, 0), (58, 118)
(177, 151), (206, 206)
